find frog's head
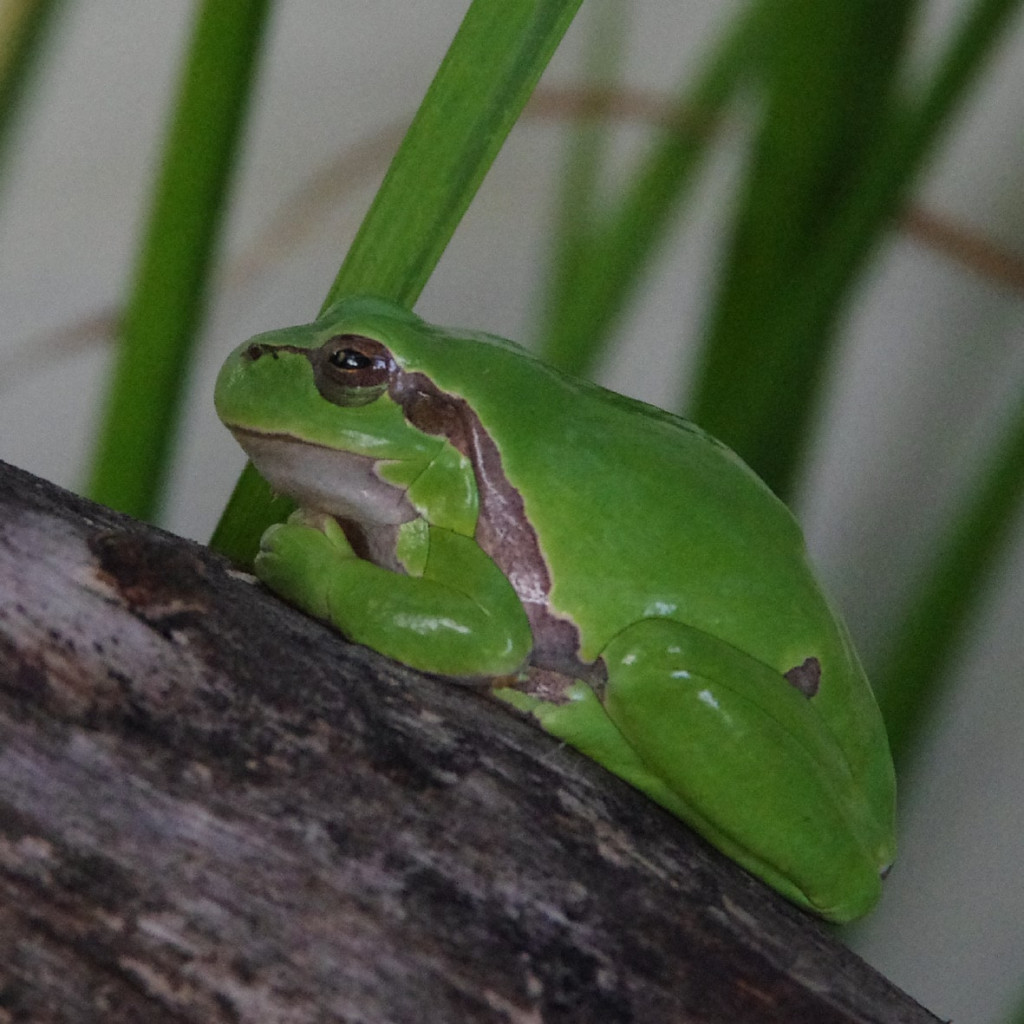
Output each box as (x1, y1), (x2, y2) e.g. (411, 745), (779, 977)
(214, 297), (452, 525)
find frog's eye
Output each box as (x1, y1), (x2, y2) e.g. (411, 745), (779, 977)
(314, 334), (393, 406)
(329, 348), (375, 371)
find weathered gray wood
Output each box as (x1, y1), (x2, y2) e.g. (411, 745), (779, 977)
(0, 458), (937, 1023)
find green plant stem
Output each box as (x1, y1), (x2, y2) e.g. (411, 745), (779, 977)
(1007, 983), (1024, 1024)
(0, 0), (63, 188)
(876, 396), (1024, 769)
(322, 0), (584, 312)
(213, 0), (584, 565)
(688, 0), (919, 499)
(539, 1), (763, 376)
(87, 0), (271, 520)
(690, 0), (1023, 500)
(538, 0), (625, 368)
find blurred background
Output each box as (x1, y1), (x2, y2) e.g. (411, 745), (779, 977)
(0, 3), (1022, 1020)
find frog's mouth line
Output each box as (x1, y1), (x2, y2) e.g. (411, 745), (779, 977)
(227, 425), (375, 458)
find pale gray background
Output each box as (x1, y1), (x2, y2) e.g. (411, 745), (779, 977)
(1, 3), (1022, 1020)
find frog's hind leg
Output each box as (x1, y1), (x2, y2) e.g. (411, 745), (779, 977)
(592, 617), (883, 920)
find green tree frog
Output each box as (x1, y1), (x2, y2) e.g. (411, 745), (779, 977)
(215, 295), (895, 922)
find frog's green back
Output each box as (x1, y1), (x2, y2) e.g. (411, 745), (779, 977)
(331, 298), (892, 813)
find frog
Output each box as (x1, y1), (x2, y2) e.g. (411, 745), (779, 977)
(214, 294), (896, 922)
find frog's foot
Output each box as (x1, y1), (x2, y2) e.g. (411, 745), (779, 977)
(255, 513), (357, 621)
(256, 517), (532, 679)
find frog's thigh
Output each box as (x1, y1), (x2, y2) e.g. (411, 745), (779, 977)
(600, 618), (880, 919)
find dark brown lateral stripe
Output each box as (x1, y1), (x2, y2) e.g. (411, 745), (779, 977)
(391, 370), (604, 685)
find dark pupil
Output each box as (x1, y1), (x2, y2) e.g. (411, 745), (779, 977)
(331, 348), (372, 371)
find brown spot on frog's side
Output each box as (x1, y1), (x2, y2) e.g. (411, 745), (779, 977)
(784, 657), (821, 698)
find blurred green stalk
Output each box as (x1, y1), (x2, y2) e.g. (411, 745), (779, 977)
(689, 0), (919, 499)
(213, 0), (584, 564)
(690, 0), (1022, 500)
(87, 0), (271, 520)
(876, 396), (1024, 769)
(538, 1), (765, 376)
(0, 0), (62, 188)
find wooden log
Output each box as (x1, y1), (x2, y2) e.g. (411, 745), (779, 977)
(0, 459), (937, 1023)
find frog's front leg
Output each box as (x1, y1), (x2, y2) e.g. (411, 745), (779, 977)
(502, 618), (887, 922)
(255, 510), (532, 678)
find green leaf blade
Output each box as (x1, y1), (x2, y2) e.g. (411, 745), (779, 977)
(323, 0), (584, 311)
(876, 396), (1024, 769)
(0, 0), (63, 190)
(689, 0), (920, 499)
(538, 2), (764, 377)
(87, 0), (271, 520)
(213, 0), (584, 563)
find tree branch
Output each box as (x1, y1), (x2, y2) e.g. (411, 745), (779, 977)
(0, 459), (936, 1023)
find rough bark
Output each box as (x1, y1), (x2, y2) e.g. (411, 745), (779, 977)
(0, 458), (936, 1024)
